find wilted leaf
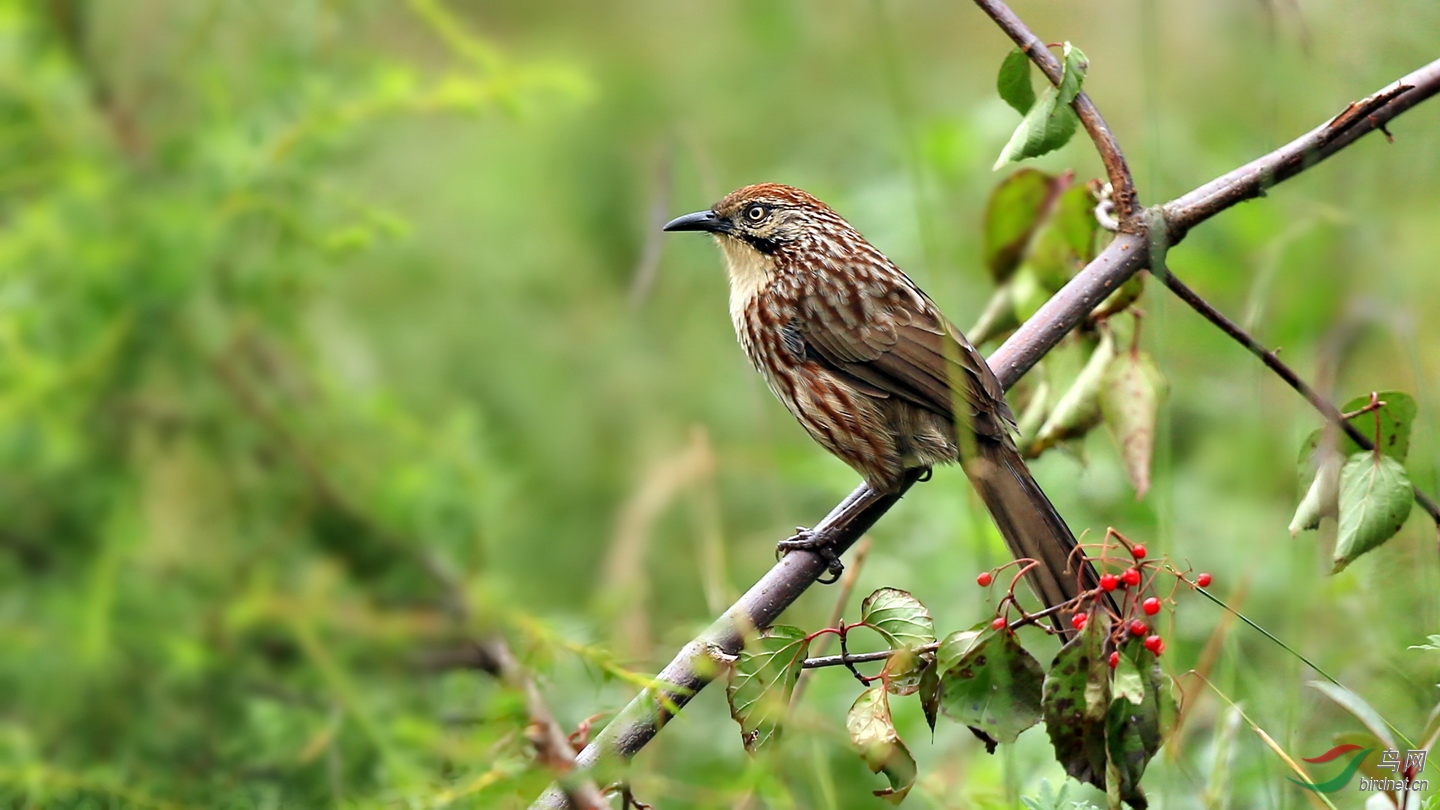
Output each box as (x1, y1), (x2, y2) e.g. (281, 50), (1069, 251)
(939, 628), (1044, 744)
(726, 625), (810, 752)
(994, 43), (1088, 168)
(1031, 330), (1114, 454)
(1332, 451), (1412, 572)
(1289, 450), (1341, 535)
(1100, 348), (1167, 498)
(1410, 634), (1440, 652)
(847, 685), (917, 803)
(1042, 619), (1111, 791)
(1331, 731), (1391, 785)
(1015, 379), (1052, 449)
(919, 659), (941, 734)
(1105, 694), (1150, 805)
(983, 168), (1063, 282)
(1308, 681), (1397, 751)
(968, 284), (1020, 345)
(1105, 647), (1169, 806)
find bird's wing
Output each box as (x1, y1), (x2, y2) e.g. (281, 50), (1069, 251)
(795, 279), (1014, 441)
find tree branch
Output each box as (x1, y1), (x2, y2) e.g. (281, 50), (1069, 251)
(1163, 61), (1440, 241)
(531, 43), (1440, 810)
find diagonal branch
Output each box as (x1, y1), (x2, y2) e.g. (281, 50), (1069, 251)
(1152, 265), (1440, 530)
(1162, 63), (1440, 240)
(531, 47), (1440, 810)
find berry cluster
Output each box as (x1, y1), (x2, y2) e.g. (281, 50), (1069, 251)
(974, 533), (1213, 669)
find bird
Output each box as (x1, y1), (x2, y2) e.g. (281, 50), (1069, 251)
(663, 182), (1107, 626)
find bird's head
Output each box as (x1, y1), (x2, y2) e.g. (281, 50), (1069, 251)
(663, 183), (846, 260)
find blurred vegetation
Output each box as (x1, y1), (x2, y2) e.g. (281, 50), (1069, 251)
(1, 0), (1438, 807)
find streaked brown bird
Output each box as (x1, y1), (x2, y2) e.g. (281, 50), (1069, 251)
(664, 182), (1105, 623)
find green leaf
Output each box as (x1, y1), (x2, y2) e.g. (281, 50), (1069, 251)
(1025, 180), (1101, 289)
(1091, 272), (1145, 321)
(725, 625), (810, 752)
(1298, 391), (1417, 465)
(861, 588), (936, 696)
(994, 42), (1088, 168)
(983, 168), (1063, 282)
(1057, 43), (1090, 106)
(1099, 348), (1167, 498)
(1008, 266), (1052, 325)
(1332, 451), (1413, 573)
(936, 627), (985, 674)
(1294, 391), (1417, 537)
(861, 588), (936, 652)
(1346, 391), (1417, 461)
(996, 48), (1036, 115)
(938, 628), (1044, 744)
(1042, 619), (1111, 791)
(847, 685), (917, 803)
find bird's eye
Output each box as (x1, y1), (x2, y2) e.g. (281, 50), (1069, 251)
(744, 204), (769, 223)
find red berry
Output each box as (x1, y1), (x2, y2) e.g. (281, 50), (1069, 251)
(1099, 573), (1119, 592)
(1071, 613), (1088, 631)
(991, 617), (1007, 630)
(1129, 619), (1147, 636)
(1131, 544), (1147, 559)
(976, 572), (993, 587)
(1121, 568), (1142, 587)
(1144, 634), (1164, 654)
(1142, 597), (1161, 616)
(1196, 572), (1213, 588)
(1108, 651), (1120, 669)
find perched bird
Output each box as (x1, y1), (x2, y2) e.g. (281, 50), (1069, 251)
(664, 182), (1106, 623)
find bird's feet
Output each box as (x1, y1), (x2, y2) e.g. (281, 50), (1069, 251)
(775, 527), (844, 584)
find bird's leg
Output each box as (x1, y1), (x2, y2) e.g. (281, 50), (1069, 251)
(774, 470), (925, 584)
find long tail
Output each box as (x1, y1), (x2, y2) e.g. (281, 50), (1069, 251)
(964, 439), (1115, 635)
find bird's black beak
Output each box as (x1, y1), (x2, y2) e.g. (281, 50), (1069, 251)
(662, 209), (729, 234)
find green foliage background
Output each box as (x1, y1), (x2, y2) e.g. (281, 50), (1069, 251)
(2, 1), (1439, 807)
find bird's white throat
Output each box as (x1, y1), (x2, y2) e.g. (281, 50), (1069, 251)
(717, 235), (775, 329)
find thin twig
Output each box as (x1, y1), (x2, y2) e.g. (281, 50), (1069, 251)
(803, 640), (939, 670)
(1152, 265), (1440, 529)
(477, 636), (609, 810)
(973, 0), (1139, 222)
(530, 46), (1440, 810)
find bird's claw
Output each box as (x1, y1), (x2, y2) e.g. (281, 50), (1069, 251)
(775, 526), (844, 584)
